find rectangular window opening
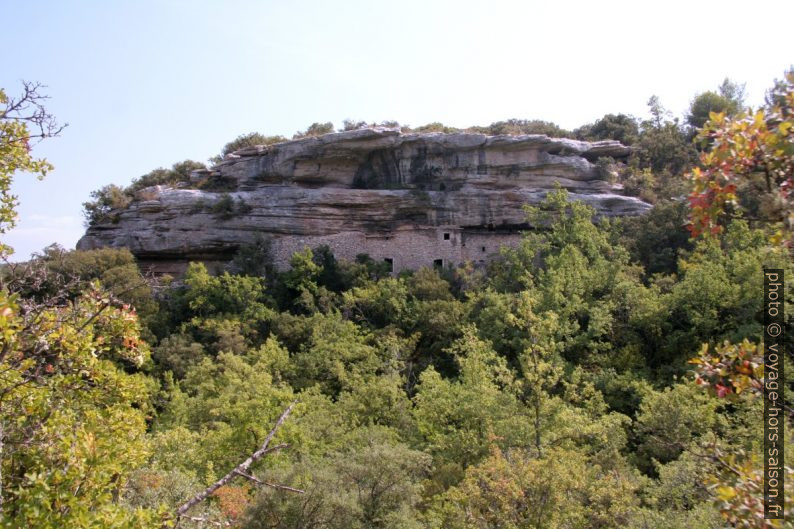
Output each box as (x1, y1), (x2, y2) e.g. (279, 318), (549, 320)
(433, 258), (443, 269)
(384, 258), (393, 272)
(443, 233), (450, 240)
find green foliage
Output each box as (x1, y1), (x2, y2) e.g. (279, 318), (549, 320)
(241, 429), (430, 529)
(209, 193), (251, 219)
(12, 75), (794, 527)
(687, 71), (794, 246)
(227, 237), (274, 277)
(618, 200), (694, 276)
(285, 311), (383, 395)
(123, 468), (218, 524)
(293, 121), (335, 139)
(82, 183), (132, 225)
(0, 86), (161, 526)
(412, 327), (528, 467)
(468, 118), (571, 137)
(660, 220), (793, 369)
(688, 91), (739, 130)
(633, 383), (720, 470)
(152, 333), (206, 379)
(84, 160), (210, 226)
(313, 245), (391, 293)
(26, 245), (157, 323)
(127, 160), (206, 194)
(340, 119), (402, 131)
(0, 288), (160, 528)
(181, 262), (270, 317)
(413, 122), (462, 133)
(501, 188), (649, 368)
(637, 106), (697, 175)
(0, 82), (63, 256)
(215, 132), (286, 162)
(686, 78), (745, 129)
(594, 156), (618, 181)
(343, 277), (409, 328)
(429, 445), (642, 529)
(155, 344), (295, 477)
(575, 113), (640, 145)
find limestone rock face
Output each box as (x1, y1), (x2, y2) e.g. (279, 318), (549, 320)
(77, 128), (651, 273)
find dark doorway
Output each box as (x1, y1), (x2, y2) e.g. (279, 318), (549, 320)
(433, 259), (443, 269)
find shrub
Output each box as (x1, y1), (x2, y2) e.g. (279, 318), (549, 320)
(127, 160), (205, 194)
(594, 156), (618, 182)
(468, 118), (571, 138)
(293, 122), (334, 139)
(210, 193), (235, 219)
(82, 184), (132, 225)
(575, 113), (640, 145)
(211, 132), (286, 164)
(208, 194), (253, 220)
(227, 237), (274, 278)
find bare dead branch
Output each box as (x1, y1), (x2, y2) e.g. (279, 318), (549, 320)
(175, 402), (298, 519)
(234, 470), (305, 494)
(183, 516), (230, 527)
(0, 81), (67, 142)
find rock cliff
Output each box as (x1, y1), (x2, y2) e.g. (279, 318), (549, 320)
(77, 128), (651, 274)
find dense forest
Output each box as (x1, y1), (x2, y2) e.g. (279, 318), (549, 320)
(1, 72), (792, 528)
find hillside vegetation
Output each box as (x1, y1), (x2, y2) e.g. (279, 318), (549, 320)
(1, 73), (792, 528)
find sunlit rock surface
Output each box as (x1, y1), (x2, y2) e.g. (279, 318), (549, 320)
(78, 128), (651, 273)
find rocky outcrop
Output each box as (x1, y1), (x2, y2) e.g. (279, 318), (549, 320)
(77, 128), (651, 273)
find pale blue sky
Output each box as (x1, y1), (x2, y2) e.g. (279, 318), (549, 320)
(2, 0), (792, 259)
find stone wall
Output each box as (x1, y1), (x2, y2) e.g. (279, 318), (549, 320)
(269, 227), (522, 273)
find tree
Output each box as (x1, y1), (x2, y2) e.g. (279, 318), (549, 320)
(502, 187), (656, 370)
(687, 341), (794, 528)
(154, 343), (296, 478)
(646, 95), (670, 129)
(0, 286), (161, 528)
(412, 326), (529, 468)
(430, 445), (641, 529)
(687, 78), (745, 130)
(173, 402), (300, 523)
(0, 82), (65, 255)
(82, 184), (131, 225)
(0, 86), (161, 525)
(687, 71), (794, 247)
(241, 428), (429, 529)
(638, 96), (697, 175)
(633, 383), (719, 471)
(618, 200), (694, 276)
(227, 236), (275, 278)
(575, 113), (640, 145)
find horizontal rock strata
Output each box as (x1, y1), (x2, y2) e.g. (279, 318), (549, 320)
(78, 128), (651, 274)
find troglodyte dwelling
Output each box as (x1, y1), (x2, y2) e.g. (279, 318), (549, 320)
(77, 127), (651, 275)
